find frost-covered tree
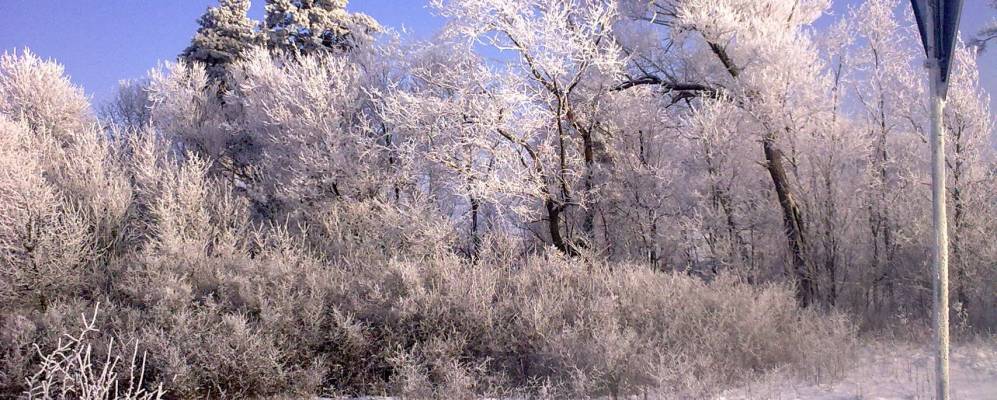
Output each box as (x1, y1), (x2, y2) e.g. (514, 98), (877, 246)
(100, 78), (152, 131)
(145, 59), (261, 200)
(380, 42), (547, 255)
(618, 0), (836, 307)
(0, 51), (132, 309)
(228, 47), (369, 213)
(942, 44), (995, 322)
(147, 61), (227, 159)
(263, 0), (379, 55)
(434, 0), (625, 255)
(180, 0), (258, 82)
(839, 0), (927, 312)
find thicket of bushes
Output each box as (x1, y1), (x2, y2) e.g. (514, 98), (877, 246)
(2, 242), (856, 398)
(0, 50), (858, 399)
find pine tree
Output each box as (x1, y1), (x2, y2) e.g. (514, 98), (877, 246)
(181, 0), (257, 82)
(263, 0), (379, 55)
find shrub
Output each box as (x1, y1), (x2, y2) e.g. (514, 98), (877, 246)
(0, 50), (91, 139)
(0, 117), (92, 309)
(2, 183), (857, 398)
(23, 305), (164, 400)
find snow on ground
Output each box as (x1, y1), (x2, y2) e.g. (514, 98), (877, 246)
(718, 339), (997, 400)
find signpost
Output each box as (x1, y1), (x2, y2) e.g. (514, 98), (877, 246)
(909, 1), (964, 399)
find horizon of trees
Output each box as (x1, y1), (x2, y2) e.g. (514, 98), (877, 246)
(156, 0), (996, 319)
(1, 0), (995, 397)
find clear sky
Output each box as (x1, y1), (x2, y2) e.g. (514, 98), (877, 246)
(0, 0), (993, 108)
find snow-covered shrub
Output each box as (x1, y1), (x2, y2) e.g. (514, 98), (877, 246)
(147, 61), (236, 168)
(0, 50), (91, 140)
(305, 195), (457, 264)
(0, 117), (91, 309)
(0, 51), (135, 308)
(109, 230), (317, 397)
(229, 47), (373, 211)
(487, 256), (855, 398)
(268, 244), (855, 398)
(145, 153), (250, 258)
(23, 306), (164, 400)
(0, 312), (38, 396)
(14, 180), (846, 399)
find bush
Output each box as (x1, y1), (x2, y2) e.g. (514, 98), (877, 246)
(1, 194), (856, 399)
(0, 147), (857, 397)
(22, 305), (164, 400)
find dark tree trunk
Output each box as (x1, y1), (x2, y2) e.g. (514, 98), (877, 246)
(713, 175), (748, 267)
(952, 187), (969, 310)
(580, 126), (596, 239)
(821, 169), (839, 306)
(763, 133), (816, 308)
(470, 194), (481, 258)
(545, 199), (575, 256)
(951, 150), (970, 311)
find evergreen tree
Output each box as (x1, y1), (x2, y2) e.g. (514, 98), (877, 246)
(181, 0), (257, 82)
(263, 0), (379, 55)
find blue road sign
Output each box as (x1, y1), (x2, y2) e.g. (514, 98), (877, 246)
(911, 0), (965, 97)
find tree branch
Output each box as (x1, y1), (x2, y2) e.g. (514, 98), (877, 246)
(612, 75), (720, 96)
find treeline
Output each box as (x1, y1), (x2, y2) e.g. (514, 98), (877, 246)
(0, 0), (993, 398)
(152, 0), (994, 323)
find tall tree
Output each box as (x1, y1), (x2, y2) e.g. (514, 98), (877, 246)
(435, 0), (624, 255)
(846, 0), (925, 310)
(379, 43), (503, 256)
(943, 44), (995, 319)
(180, 0), (258, 82)
(618, 0), (833, 307)
(263, 0), (379, 55)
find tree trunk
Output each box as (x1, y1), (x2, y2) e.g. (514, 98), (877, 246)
(822, 170), (839, 306)
(470, 194), (481, 258)
(545, 199), (575, 256)
(951, 155), (969, 311)
(763, 133), (816, 308)
(580, 127), (596, 240)
(868, 133), (896, 310)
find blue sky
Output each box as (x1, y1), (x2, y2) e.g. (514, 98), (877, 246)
(0, 0), (993, 107)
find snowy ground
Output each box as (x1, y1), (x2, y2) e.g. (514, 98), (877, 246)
(323, 340), (997, 400)
(717, 339), (997, 400)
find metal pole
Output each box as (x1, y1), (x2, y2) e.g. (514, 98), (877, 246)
(928, 57), (950, 400)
